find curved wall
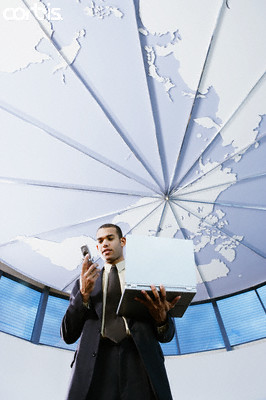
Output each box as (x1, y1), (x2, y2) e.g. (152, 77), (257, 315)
(0, 331), (265, 400)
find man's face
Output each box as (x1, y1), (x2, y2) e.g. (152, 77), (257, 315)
(96, 227), (126, 264)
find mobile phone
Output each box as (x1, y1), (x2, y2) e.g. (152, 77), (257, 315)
(81, 245), (91, 259)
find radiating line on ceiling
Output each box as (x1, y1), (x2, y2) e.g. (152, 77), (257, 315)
(0, 176), (159, 198)
(172, 172), (266, 198)
(0, 100), (161, 195)
(168, 0), (226, 193)
(169, 200), (213, 299)
(172, 200), (266, 260)
(62, 200), (164, 291)
(173, 197), (266, 212)
(173, 131), (266, 196)
(0, 199), (162, 250)
(171, 72), (266, 192)
(20, 0), (165, 193)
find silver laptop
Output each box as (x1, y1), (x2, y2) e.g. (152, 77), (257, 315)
(117, 235), (197, 319)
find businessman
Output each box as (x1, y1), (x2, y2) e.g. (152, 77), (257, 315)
(61, 224), (180, 400)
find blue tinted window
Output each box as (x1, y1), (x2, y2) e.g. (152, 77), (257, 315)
(40, 295), (76, 351)
(257, 285), (266, 309)
(217, 291), (266, 346)
(175, 303), (225, 354)
(1, 273), (265, 354)
(0, 276), (41, 340)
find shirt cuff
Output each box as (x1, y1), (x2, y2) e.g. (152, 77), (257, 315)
(156, 322), (169, 334)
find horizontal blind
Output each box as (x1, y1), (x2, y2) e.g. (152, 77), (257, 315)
(175, 303), (225, 354)
(0, 276), (41, 340)
(40, 295), (77, 350)
(217, 291), (266, 346)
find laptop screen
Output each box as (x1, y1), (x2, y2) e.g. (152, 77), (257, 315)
(125, 235), (196, 289)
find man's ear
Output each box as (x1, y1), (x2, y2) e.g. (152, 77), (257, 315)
(120, 236), (126, 247)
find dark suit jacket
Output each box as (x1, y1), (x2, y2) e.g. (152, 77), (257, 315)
(61, 270), (175, 400)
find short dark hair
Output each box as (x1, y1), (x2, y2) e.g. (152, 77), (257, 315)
(97, 223), (123, 239)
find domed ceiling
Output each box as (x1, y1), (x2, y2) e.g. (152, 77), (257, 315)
(0, 0), (265, 301)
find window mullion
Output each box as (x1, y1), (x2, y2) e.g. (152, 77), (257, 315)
(212, 300), (232, 351)
(31, 286), (49, 344)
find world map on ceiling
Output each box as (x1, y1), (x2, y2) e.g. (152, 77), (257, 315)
(0, 0), (265, 300)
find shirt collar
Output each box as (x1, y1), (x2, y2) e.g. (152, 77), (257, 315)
(105, 259), (125, 273)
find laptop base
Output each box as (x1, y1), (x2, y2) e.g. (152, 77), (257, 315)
(117, 287), (196, 319)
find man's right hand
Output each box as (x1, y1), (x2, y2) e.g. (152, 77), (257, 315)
(80, 255), (100, 303)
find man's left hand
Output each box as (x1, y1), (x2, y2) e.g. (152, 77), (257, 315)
(135, 285), (181, 326)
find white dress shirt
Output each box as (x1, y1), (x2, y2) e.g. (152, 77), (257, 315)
(82, 259), (168, 335)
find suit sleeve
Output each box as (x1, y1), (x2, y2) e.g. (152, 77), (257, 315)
(154, 314), (176, 343)
(61, 280), (96, 344)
